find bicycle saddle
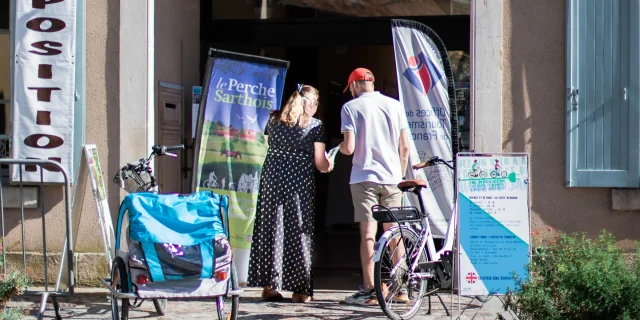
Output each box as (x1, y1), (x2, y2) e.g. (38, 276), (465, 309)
(398, 179), (428, 192)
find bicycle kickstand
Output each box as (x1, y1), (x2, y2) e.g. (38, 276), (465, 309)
(426, 293), (451, 316)
(435, 293), (450, 316)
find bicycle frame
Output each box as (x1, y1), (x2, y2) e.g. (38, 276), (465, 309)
(373, 158), (457, 277)
(373, 203), (456, 267)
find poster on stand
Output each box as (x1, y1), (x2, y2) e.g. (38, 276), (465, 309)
(58, 145), (114, 290)
(456, 153), (530, 296)
(192, 49), (289, 284)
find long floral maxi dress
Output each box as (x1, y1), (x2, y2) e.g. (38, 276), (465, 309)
(247, 117), (326, 296)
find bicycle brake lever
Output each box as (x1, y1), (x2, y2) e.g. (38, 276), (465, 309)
(166, 152), (177, 158)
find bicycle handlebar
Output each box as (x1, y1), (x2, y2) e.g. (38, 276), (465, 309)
(151, 144), (185, 156)
(164, 144), (185, 151)
(413, 156), (454, 170)
(116, 144), (185, 193)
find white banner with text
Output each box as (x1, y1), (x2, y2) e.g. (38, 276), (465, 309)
(12, 0), (77, 183)
(392, 20), (454, 236)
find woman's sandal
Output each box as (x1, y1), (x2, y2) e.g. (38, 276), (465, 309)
(261, 287), (283, 302)
(292, 293), (312, 303)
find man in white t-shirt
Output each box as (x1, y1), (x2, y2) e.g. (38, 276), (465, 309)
(338, 68), (410, 305)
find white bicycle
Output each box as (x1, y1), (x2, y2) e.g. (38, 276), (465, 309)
(372, 156), (457, 320)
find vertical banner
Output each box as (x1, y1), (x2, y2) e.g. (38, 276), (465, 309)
(456, 153), (530, 296)
(392, 20), (457, 238)
(12, 0), (77, 183)
(193, 49), (289, 284)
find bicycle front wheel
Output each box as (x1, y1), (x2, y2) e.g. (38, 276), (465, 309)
(374, 227), (428, 320)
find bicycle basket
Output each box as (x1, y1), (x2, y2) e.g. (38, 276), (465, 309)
(113, 165), (153, 193)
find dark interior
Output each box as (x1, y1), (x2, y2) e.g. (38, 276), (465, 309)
(200, 0), (470, 289)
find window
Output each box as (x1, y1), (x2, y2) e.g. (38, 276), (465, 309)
(0, 31), (9, 153)
(450, 50), (470, 152)
(566, 0), (639, 187)
(1, 0), (10, 147)
(0, 0), (11, 183)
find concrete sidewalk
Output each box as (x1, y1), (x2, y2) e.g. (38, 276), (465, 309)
(9, 288), (515, 320)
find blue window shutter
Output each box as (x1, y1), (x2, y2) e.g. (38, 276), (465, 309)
(566, 0), (640, 187)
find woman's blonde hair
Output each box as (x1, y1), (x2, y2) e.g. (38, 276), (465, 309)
(273, 84), (319, 128)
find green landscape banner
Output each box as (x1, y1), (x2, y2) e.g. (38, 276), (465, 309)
(193, 50), (289, 282)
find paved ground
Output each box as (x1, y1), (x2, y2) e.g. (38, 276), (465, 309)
(8, 288), (515, 320)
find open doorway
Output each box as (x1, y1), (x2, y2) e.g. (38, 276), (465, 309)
(200, 0), (471, 290)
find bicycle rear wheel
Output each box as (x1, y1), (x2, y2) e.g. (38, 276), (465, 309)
(374, 227), (428, 320)
(216, 262), (239, 320)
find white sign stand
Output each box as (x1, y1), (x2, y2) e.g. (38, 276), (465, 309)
(56, 145), (115, 290)
(454, 152), (531, 317)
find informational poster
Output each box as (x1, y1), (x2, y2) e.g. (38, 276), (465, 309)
(71, 146), (113, 265)
(457, 153), (530, 296)
(59, 145), (114, 289)
(84, 145), (114, 267)
(12, 0), (77, 183)
(193, 49), (289, 284)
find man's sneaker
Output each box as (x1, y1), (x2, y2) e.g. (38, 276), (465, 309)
(345, 288), (378, 306)
(393, 287), (410, 303)
(382, 283), (410, 303)
(345, 285), (365, 302)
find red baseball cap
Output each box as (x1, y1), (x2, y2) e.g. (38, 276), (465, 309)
(343, 68), (375, 93)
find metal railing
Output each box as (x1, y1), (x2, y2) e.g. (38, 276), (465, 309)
(0, 159), (73, 320)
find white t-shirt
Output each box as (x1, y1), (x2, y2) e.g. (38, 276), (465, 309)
(340, 91), (409, 185)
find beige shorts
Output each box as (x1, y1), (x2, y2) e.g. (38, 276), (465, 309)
(350, 182), (403, 222)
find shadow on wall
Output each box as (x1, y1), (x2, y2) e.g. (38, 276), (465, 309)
(1, 185), (63, 252)
(502, 0), (638, 245)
